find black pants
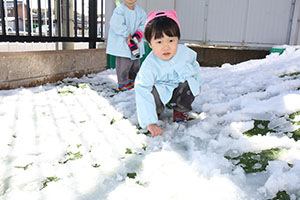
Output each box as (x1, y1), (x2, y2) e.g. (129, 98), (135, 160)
(151, 81), (195, 114)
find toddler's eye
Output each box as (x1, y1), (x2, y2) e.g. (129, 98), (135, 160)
(170, 39), (174, 42)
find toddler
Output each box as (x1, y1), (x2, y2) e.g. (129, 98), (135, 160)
(106, 0), (147, 91)
(135, 10), (203, 136)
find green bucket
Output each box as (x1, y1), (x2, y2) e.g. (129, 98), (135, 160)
(140, 42), (152, 64)
(270, 48), (286, 55)
(107, 54), (116, 69)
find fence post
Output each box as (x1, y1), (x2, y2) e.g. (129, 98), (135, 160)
(14, 0), (19, 35)
(62, 0), (74, 49)
(89, 0), (97, 49)
(0, 0), (6, 35)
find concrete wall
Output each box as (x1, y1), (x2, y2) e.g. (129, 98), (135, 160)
(0, 48), (107, 90)
(188, 45), (269, 67)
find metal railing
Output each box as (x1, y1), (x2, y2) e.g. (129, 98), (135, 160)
(0, 0), (104, 48)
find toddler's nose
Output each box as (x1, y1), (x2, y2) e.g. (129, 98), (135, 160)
(162, 43), (170, 50)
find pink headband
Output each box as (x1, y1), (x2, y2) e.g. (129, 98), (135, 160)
(145, 10), (180, 29)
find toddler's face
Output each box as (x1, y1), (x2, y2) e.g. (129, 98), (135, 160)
(125, 0), (136, 6)
(149, 33), (178, 61)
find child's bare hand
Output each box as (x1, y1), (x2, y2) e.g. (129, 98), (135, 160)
(147, 124), (164, 136)
(127, 34), (132, 41)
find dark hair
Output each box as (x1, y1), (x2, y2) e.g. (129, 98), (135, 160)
(144, 16), (180, 43)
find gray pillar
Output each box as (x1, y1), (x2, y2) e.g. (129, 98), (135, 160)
(62, 0), (74, 50)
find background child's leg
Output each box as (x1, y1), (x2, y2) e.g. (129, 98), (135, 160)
(129, 59), (140, 80)
(169, 81), (195, 112)
(151, 86), (165, 115)
(115, 57), (132, 85)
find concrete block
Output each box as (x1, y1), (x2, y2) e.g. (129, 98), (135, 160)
(0, 48), (107, 90)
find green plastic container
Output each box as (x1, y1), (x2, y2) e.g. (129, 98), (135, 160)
(107, 54), (116, 69)
(106, 42), (152, 69)
(140, 42), (152, 64)
(270, 48), (286, 55)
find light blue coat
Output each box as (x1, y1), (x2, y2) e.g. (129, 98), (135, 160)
(106, 3), (147, 60)
(135, 44), (203, 128)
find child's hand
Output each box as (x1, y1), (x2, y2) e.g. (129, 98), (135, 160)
(147, 124), (164, 136)
(127, 34), (132, 41)
(131, 30), (143, 43)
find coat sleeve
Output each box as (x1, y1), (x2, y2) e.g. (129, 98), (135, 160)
(173, 48), (203, 96)
(137, 8), (147, 32)
(190, 50), (203, 86)
(109, 7), (130, 37)
(135, 63), (159, 128)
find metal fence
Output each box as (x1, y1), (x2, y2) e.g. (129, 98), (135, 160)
(0, 0), (104, 48)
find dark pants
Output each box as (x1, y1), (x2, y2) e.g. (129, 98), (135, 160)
(151, 81), (195, 114)
(116, 56), (140, 85)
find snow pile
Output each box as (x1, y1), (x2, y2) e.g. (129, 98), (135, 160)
(0, 46), (300, 200)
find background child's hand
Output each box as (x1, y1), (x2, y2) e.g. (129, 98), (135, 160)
(127, 34), (132, 41)
(147, 124), (164, 136)
(131, 30), (143, 43)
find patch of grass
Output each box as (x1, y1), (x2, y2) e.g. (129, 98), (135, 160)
(225, 148), (282, 173)
(110, 118), (116, 125)
(58, 80), (90, 88)
(288, 111), (300, 141)
(125, 148), (134, 154)
(112, 88), (120, 94)
(269, 191), (290, 200)
(78, 84), (88, 89)
(14, 162), (33, 170)
(41, 176), (61, 190)
(291, 128), (300, 141)
(289, 111), (300, 124)
(166, 103), (173, 109)
(142, 144), (147, 151)
(135, 180), (148, 186)
(125, 147), (145, 155)
(59, 151), (83, 164)
(136, 130), (151, 136)
(189, 116), (196, 121)
(279, 72), (300, 78)
(92, 163), (101, 168)
(243, 120), (275, 137)
(58, 90), (75, 94)
(127, 172), (137, 179)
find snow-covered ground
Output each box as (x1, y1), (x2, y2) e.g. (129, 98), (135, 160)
(0, 47), (300, 200)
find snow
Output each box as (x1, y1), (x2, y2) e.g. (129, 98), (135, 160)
(1, 46), (300, 200)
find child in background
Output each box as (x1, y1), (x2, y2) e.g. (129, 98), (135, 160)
(134, 10), (203, 136)
(106, 0), (147, 91)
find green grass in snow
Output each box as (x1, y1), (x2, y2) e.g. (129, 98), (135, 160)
(14, 162), (33, 170)
(279, 72), (300, 78)
(288, 111), (300, 141)
(225, 148), (282, 173)
(243, 120), (275, 137)
(40, 177), (61, 190)
(59, 151), (83, 164)
(269, 191), (290, 200)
